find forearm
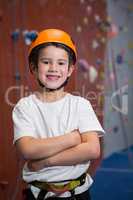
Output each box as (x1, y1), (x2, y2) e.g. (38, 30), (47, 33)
(28, 138), (100, 171)
(16, 130), (81, 160)
(47, 143), (100, 166)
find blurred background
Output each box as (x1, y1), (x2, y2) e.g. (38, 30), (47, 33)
(0, 0), (132, 199)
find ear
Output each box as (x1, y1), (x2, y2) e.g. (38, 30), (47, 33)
(67, 65), (75, 77)
(30, 63), (37, 74)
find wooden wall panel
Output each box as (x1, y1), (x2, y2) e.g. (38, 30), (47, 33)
(0, 0), (106, 199)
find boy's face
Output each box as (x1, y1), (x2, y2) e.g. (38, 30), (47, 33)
(34, 45), (74, 90)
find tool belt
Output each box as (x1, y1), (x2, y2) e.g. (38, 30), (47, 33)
(28, 173), (86, 200)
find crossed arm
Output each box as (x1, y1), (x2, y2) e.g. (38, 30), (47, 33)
(15, 130), (100, 171)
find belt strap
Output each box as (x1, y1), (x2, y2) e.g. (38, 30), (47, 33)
(37, 189), (47, 200)
(23, 188), (46, 200)
(30, 173), (86, 192)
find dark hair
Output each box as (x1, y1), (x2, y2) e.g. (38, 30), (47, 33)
(29, 42), (76, 72)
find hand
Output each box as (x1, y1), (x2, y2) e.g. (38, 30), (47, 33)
(70, 129), (81, 146)
(27, 160), (37, 171)
(27, 159), (47, 171)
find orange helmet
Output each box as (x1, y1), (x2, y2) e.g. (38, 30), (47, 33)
(28, 28), (77, 62)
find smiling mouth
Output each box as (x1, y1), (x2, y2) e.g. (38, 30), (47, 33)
(46, 75), (61, 81)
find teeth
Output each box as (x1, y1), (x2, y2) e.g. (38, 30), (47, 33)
(47, 75), (60, 77)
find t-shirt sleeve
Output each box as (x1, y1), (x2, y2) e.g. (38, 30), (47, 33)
(12, 99), (37, 144)
(78, 98), (105, 136)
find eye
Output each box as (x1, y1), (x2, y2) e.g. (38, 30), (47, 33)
(43, 60), (49, 64)
(58, 61), (66, 66)
(59, 62), (64, 65)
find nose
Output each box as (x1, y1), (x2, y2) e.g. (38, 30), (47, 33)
(49, 62), (57, 71)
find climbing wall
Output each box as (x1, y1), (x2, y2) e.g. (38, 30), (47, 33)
(103, 0), (130, 157)
(0, 0), (107, 199)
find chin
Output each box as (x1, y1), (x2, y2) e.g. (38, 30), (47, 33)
(45, 84), (60, 89)
(46, 82), (64, 89)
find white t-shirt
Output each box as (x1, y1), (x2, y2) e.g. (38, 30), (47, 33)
(12, 93), (105, 198)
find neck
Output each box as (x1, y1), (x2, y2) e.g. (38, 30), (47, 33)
(36, 87), (67, 102)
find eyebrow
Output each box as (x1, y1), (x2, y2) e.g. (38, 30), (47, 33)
(39, 57), (68, 62)
(58, 59), (68, 62)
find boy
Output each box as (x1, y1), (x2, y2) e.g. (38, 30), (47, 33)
(12, 29), (105, 200)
